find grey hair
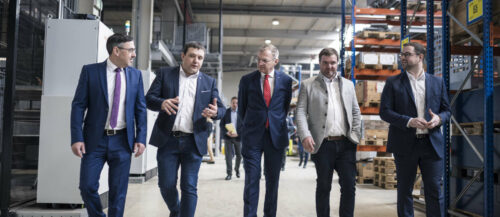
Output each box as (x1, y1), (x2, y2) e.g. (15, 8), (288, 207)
(259, 44), (279, 59)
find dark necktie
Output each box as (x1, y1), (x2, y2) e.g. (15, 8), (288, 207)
(110, 68), (121, 129)
(263, 74), (271, 128)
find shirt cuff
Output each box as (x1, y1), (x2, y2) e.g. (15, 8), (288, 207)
(407, 118), (413, 128)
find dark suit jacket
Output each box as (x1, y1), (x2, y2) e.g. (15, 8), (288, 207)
(145, 66), (225, 155)
(71, 61), (147, 153)
(238, 70), (293, 149)
(219, 107), (242, 141)
(380, 72), (451, 158)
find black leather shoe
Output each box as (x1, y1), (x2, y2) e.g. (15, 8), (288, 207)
(225, 175), (232, 180)
(236, 171), (240, 178)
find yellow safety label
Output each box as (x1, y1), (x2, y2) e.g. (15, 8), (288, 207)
(401, 36), (410, 51)
(467, 0), (483, 24)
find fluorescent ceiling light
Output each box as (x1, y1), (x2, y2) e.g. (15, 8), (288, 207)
(265, 39), (271, 44)
(272, 19), (280, 26)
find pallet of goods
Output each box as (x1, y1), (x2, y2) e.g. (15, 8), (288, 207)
(356, 160), (374, 184)
(374, 157), (397, 189)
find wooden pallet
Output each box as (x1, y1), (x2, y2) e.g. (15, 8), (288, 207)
(374, 157), (394, 166)
(357, 63), (398, 70)
(451, 121), (500, 136)
(356, 176), (374, 184)
(364, 138), (386, 146)
(382, 174), (397, 183)
(358, 31), (401, 40)
(380, 182), (397, 189)
(380, 166), (396, 174)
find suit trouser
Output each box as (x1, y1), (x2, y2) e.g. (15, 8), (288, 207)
(79, 131), (131, 217)
(311, 138), (357, 217)
(394, 137), (444, 217)
(242, 130), (284, 217)
(157, 134), (202, 217)
(224, 138), (242, 176)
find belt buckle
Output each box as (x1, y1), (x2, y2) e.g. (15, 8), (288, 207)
(172, 131), (180, 137)
(106, 130), (116, 136)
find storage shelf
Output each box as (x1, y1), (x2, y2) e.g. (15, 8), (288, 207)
(360, 106), (380, 115)
(357, 145), (386, 152)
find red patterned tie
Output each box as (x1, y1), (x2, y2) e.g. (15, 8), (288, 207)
(263, 74), (271, 128)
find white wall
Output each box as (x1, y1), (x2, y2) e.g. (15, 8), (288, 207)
(220, 71), (249, 107)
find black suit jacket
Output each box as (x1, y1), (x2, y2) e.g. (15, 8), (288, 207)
(220, 107), (242, 141)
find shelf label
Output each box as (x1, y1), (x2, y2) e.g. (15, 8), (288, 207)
(401, 36), (410, 51)
(467, 0), (483, 25)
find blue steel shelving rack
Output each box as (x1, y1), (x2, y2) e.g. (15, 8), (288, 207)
(341, 0), (495, 216)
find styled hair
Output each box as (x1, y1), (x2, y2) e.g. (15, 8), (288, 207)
(106, 33), (134, 55)
(259, 44), (279, 59)
(231, 96), (238, 101)
(318, 48), (339, 62)
(404, 42), (426, 57)
(183, 41), (206, 54)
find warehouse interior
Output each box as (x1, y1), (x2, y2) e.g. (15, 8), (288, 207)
(0, 0), (499, 216)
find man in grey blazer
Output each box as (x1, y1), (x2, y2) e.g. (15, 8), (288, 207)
(296, 48), (361, 217)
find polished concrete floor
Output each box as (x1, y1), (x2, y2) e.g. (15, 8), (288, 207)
(121, 156), (425, 217)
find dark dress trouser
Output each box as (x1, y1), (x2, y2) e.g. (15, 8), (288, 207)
(80, 131), (131, 217)
(311, 138), (357, 217)
(242, 130), (284, 217)
(394, 137), (444, 217)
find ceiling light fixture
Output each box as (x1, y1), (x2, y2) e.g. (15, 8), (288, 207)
(265, 39), (271, 44)
(272, 19), (280, 26)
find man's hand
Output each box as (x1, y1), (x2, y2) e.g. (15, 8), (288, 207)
(162, 96), (179, 115)
(227, 131), (238, 138)
(134, 143), (146, 157)
(302, 136), (315, 153)
(202, 98), (218, 118)
(408, 118), (428, 130)
(71, 142), (86, 158)
(426, 109), (441, 129)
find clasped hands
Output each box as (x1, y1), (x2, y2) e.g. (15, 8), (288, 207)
(408, 109), (441, 130)
(161, 96), (218, 118)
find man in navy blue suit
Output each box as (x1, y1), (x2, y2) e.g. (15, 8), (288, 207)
(146, 41), (225, 217)
(71, 33), (147, 217)
(238, 44), (293, 217)
(220, 96), (243, 180)
(380, 42), (450, 217)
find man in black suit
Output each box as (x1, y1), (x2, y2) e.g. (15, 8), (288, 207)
(220, 96), (243, 180)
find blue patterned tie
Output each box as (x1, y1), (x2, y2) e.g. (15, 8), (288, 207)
(110, 68), (121, 129)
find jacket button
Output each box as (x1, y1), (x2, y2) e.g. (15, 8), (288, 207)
(324, 113), (327, 116)
(325, 101), (328, 104)
(322, 126), (325, 129)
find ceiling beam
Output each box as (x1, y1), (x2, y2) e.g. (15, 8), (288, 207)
(223, 45), (324, 56)
(192, 3), (346, 18)
(212, 28), (339, 41)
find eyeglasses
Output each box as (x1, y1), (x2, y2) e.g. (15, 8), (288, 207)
(399, 52), (417, 58)
(256, 58), (274, 63)
(118, 47), (136, 53)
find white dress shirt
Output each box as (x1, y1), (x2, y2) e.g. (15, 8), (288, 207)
(260, 70), (275, 97)
(323, 74), (347, 137)
(172, 67), (198, 133)
(231, 108), (238, 127)
(105, 59), (127, 130)
(406, 71), (428, 134)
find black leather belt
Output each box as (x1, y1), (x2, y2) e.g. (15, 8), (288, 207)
(416, 134), (429, 139)
(172, 131), (193, 137)
(105, 129), (125, 136)
(325, 135), (346, 141)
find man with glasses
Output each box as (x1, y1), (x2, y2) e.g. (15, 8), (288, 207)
(71, 33), (147, 217)
(146, 41), (225, 217)
(238, 44), (293, 217)
(380, 42), (450, 217)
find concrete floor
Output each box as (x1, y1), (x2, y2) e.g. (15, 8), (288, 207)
(121, 156), (426, 217)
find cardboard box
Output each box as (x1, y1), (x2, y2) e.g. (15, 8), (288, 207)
(357, 161), (374, 178)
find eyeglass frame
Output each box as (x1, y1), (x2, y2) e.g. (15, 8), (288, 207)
(398, 52), (419, 58)
(118, 46), (136, 53)
(256, 58), (276, 63)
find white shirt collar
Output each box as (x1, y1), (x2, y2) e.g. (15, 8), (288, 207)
(106, 58), (121, 72)
(320, 72), (339, 83)
(407, 70), (425, 81)
(180, 66), (199, 78)
(260, 70), (275, 79)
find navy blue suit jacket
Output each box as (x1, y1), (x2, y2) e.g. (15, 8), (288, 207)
(145, 66), (225, 155)
(71, 61), (147, 153)
(380, 72), (450, 158)
(219, 107), (243, 141)
(238, 70), (293, 149)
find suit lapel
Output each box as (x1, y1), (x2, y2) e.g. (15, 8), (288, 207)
(99, 61), (108, 107)
(315, 74), (327, 93)
(195, 72), (203, 112)
(401, 72), (417, 111)
(172, 67), (180, 97)
(424, 73), (431, 120)
(271, 71), (281, 103)
(254, 71), (266, 106)
(125, 67), (131, 109)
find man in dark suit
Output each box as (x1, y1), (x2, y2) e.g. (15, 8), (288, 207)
(219, 96), (243, 180)
(71, 33), (147, 217)
(145, 41), (225, 217)
(238, 44), (293, 217)
(380, 42), (450, 217)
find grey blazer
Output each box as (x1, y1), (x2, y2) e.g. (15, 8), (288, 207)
(296, 73), (362, 154)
